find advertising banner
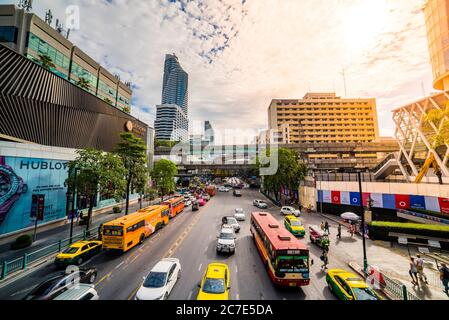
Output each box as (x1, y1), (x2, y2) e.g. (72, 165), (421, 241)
(382, 194), (396, 209)
(0, 156), (69, 235)
(340, 191), (351, 205)
(425, 196), (440, 212)
(331, 191), (341, 205)
(395, 194), (411, 210)
(322, 190), (331, 203)
(438, 198), (449, 214)
(370, 193), (383, 208)
(410, 195), (426, 210)
(362, 193), (371, 207)
(350, 192), (361, 206)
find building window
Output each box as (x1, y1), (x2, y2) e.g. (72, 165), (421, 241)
(0, 26), (17, 43)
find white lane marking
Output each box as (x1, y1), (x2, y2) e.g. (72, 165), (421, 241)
(198, 263), (202, 272)
(235, 293), (240, 300)
(187, 291), (193, 300)
(204, 246), (208, 253)
(235, 266), (238, 273)
(115, 261), (125, 270)
(11, 286), (35, 297)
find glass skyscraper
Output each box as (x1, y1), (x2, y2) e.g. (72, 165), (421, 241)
(162, 54), (189, 115)
(155, 54), (189, 142)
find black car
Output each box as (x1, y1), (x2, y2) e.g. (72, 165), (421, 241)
(192, 200), (199, 211)
(233, 189), (242, 197)
(23, 267), (98, 300)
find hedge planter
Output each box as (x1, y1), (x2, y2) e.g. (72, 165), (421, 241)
(369, 221), (449, 249)
(10, 234), (33, 250)
(112, 206), (122, 214)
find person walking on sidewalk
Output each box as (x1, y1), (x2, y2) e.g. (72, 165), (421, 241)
(337, 224), (342, 239)
(321, 249), (329, 271)
(415, 254), (428, 284)
(320, 221), (325, 231)
(324, 221), (330, 235)
(409, 257), (419, 286)
(439, 263), (449, 296)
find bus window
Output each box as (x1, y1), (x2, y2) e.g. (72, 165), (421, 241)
(103, 226), (124, 236)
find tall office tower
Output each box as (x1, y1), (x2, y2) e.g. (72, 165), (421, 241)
(204, 121), (215, 144)
(154, 104), (189, 142)
(161, 54), (189, 115)
(424, 0), (449, 91)
(268, 93), (379, 145)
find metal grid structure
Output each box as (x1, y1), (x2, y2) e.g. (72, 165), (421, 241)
(392, 91), (449, 182)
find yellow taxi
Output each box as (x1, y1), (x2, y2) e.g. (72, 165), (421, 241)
(326, 269), (382, 300)
(54, 240), (102, 267)
(197, 263), (230, 300)
(284, 215), (305, 238)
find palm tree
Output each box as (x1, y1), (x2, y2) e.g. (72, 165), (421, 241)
(122, 106), (131, 113)
(38, 54), (56, 70)
(77, 77), (90, 91)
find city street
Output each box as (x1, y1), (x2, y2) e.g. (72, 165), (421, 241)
(0, 188), (447, 300)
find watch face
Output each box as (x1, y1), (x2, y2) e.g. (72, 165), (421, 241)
(0, 159), (25, 225)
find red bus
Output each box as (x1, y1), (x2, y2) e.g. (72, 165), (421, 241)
(206, 185), (216, 197)
(161, 197), (185, 218)
(250, 212), (311, 287)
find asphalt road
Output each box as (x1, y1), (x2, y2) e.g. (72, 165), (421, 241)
(0, 189), (344, 300)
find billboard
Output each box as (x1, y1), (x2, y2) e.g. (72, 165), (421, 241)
(0, 156), (69, 235)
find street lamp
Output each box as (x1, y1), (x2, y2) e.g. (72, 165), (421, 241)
(355, 167), (368, 273)
(67, 168), (79, 244)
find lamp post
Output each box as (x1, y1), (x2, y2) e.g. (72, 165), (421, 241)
(356, 170), (368, 273)
(68, 168), (78, 244)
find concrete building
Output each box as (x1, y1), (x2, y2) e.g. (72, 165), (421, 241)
(268, 93), (379, 145)
(424, 0), (449, 91)
(0, 4), (132, 112)
(204, 121), (215, 144)
(154, 104), (189, 142)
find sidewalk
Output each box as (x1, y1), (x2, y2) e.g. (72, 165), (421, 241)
(0, 199), (155, 264)
(314, 211), (449, 300)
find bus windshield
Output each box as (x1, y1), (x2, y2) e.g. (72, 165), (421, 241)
(276, 256), (309, 273)
(103, 226), (124, 236)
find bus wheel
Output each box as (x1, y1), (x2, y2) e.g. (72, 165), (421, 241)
(139, 234), (145, 244)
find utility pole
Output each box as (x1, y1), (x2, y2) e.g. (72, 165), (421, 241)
(357, 171), (368, 273)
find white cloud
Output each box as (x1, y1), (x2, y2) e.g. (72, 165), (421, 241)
(26, 0), (432, 143)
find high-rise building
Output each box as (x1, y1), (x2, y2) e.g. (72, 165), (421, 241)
(162, 54), (189, 115)
(424, 0), (449, 91)
(0, 4), (132, 113)
(204, 121), (215, 144)
(156, 54), (189, 141)
(154, 104), (189, 142)
(268, 93), (379, 145)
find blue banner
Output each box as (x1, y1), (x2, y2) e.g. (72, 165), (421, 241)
(350, 192), (361, 206)
(382, 194), (396, 209)
(410, 195), (426, 210)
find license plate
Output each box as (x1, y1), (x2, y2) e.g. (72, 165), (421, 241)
(289, 283), (296, 287)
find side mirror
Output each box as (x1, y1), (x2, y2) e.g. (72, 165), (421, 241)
(142, 276), (146, 280)
(197, 283), (201, 288)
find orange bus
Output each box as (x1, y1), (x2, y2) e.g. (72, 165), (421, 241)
(102, 205), (170, 252)
(250, 212), (311, 287)
(206, 185), (217, 197)
(161, 196), (185, 218)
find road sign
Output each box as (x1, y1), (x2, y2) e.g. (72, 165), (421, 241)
(428, 240), (441, 249)
(418, 247), (430, 254)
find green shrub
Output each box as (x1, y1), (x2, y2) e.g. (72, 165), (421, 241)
(112, 206), (122, 214)
(369, 221), (449, 232)
(10, 234), (33, 250)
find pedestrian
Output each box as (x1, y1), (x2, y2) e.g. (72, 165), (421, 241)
(320, 221), (325, 231)
(337, 224), (342, 239)
(321, 250), (329, 270)
(409, 257), (419, 286)
(349, 224), (355, 237)
(440, 263), (449, 296)
(324, 221), (330, 235)
(415, 254), (428, 284)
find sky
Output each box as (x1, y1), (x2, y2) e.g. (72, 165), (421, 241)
(5, 0), (434, 143)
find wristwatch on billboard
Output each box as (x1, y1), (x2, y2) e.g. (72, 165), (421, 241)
(0, 156), (27, 224)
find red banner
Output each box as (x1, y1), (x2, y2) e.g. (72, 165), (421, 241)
(438, 198), (449, 214)
(331, 191), (341, 204)
(395, 194), (410, 210)
(362, 193), (371, 207)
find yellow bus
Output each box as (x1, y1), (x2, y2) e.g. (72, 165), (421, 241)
(102, 205), (170, 252)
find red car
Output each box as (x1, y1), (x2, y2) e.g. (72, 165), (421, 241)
(198, 198), (206, 206)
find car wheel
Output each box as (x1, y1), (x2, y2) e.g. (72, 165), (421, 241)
(89, 273), (97, 284)
(77, 257), (83, 265)
(164, 292), (169, 300)
(139, 234), (145, 244)
(328, 282), (333, 293)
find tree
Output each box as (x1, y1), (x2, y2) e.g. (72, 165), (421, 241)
(115, 132), (148, 215)
(66, 149), (126, 231)
(122, 106), (131, 113)
(258, 147), (307, 204)
(152, 159), (178, 197)
(77, 77), (90, 91)
(38, 54), (55, 71)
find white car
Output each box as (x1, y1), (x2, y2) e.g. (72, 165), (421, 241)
(222, 216), (241, 233)
(253, 199), (268, 209)
(135, 258), (181, 300)
(234, 208), (246, 221)
(53, 284), (99, 300)
(185, 200), (192, 207)
(218, 186), (227, 192)
(280, 206), (301, 217)
(216, 227), (236, 254)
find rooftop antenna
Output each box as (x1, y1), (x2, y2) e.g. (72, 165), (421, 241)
(45, 9), (53, 25)
(340, 67), (348, 97)
(18, 0), (33, 12)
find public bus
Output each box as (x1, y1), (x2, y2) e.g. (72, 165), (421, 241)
(206, 185), (217, 197)
(250, 212), (311, 287)
(161, 196), (185, 218)
(102, 205), (170, 252)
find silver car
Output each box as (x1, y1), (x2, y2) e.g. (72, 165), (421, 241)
(234, 208), (246, 221)
(222, 216), (240, 233)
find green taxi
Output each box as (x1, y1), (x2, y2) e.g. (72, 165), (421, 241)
(284, 215), (305, 238)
